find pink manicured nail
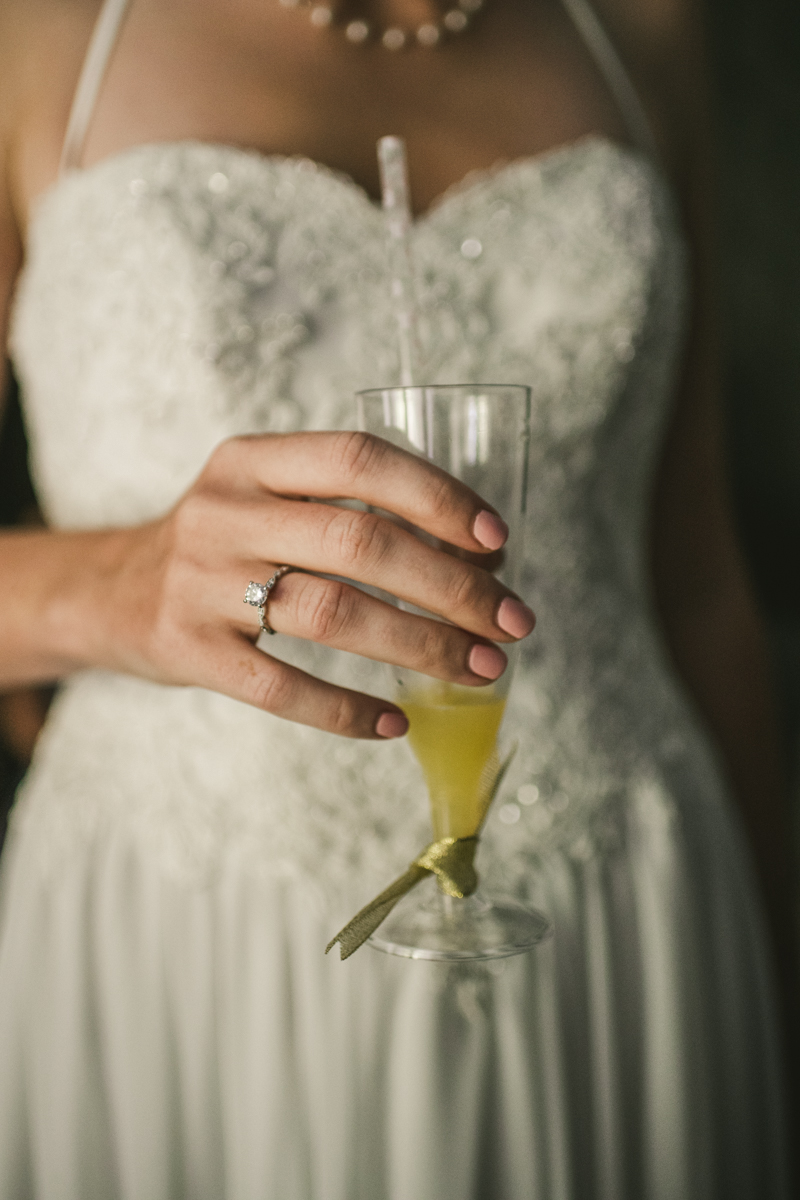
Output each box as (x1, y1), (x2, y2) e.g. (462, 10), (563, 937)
(375, 711), (409, 739)
(473, 510), (509, 551)
(497, 597), (536, 639)
(468, 644), (507, 680)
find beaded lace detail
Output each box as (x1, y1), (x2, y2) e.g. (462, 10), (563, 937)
(8, 138), (727, 889)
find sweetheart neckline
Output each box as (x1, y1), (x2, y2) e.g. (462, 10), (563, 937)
(28, 132), (650, 240)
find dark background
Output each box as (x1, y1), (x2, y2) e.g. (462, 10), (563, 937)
(2, 0), (800, 834)
(709, 0), (800, 769)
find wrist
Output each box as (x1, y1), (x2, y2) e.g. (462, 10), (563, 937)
(40, 525), (146, 675)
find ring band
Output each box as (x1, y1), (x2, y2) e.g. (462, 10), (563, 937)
(244, 566), (296, 635)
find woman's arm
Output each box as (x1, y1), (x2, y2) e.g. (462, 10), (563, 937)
(656, 3), (793, 958)
(651, 289), (791, 956)
(0, 14), (24, 423)
(609, 0), (797, 1066)
(0, 8), (538, 743)
(0, 8), (539, 743)
(651, 176), (800, 1157)
(0, 6), (55, 766)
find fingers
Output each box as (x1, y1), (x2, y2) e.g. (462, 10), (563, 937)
(238, 570), (509, 685)
(237, 498), (535, 643)
(194, 631), (410, 740)
(150, 432), (537, 732)
(208, 432), (508, 554)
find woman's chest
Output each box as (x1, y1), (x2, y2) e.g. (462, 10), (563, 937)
(19, 0), (629, 222)
(11, 138), (680, 528)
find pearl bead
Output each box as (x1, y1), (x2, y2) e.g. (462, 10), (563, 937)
(345, 19), (370, 42)
(382, 27), (406, 49)
(309, 5), (333, 27)
(443, 8), (468, 30)
(286, 0), (481, 51)
(416, 23), (440, 46)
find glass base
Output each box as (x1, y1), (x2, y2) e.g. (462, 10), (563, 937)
(368, 882), (552, 962)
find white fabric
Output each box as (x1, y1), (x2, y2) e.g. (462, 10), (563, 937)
(0, 118), (788, 1200)
(10, 141), (705, 888)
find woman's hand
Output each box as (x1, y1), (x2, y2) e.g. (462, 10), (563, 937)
(45, 431), (535, 739)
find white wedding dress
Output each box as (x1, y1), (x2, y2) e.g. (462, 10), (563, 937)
(0, 1), (788, 1197)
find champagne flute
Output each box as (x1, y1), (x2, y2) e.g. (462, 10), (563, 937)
(356, 383), (551, 960)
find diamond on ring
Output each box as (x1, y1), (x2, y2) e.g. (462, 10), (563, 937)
(244, 581), (269, 608)
(244, 566), (297, 635)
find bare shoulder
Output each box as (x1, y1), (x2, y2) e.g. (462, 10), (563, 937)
(0, 1), (35, 364)
(593, 0), (710, 176)
(595, 0), (702, 52)
(0, 0), (98, 96)
(0, 0), (97, 385)
(1, 0), (100, 221)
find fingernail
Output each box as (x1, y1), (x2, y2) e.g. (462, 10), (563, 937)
(468, 644), (507, 680)
(497, 596), (536, 639)
(473, 510), (509, 551)
(375, 711), (409, 739)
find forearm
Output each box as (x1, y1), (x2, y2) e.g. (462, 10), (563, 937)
(658, 575), (793, 960)
(0, 525), (134, 686)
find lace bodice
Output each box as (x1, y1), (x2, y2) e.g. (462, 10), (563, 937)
(8, 138), (726, 890)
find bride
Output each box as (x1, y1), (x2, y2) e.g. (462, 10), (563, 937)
(0, 0), (791, 1195)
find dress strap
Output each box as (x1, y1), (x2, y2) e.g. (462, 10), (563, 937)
(59, 0), (656, 175)
(559, 0), (658, 159)
(59, 0), (133, 176)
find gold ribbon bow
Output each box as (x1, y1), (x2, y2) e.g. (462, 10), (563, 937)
(326, 743), (517, 960)
(325, 836), (479, 960)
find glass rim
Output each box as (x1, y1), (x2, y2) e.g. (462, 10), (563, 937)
(357, 382), (531, 398)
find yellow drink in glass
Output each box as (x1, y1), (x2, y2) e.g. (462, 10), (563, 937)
(400, 685), (507, 839)
(355, 383), (550, 959)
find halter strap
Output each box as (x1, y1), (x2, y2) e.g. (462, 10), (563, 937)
(59, 0), (132, 175)
(559, 0), (658, 158)
(58, 0), (656, 176)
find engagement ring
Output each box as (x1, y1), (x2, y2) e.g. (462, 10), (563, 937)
(244, 565), (296, 635)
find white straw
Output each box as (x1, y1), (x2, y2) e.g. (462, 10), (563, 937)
(377, 136), (420, 387)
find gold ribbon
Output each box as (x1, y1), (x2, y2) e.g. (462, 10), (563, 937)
(325, 836), (479, 960)
(326, 742), (517, 960)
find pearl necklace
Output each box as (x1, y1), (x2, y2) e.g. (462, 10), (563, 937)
(279, 0), (484, 50)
